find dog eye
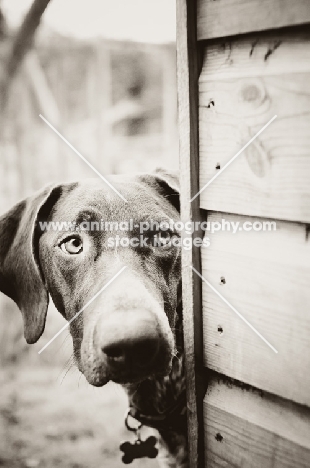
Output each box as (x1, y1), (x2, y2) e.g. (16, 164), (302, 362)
(152, 231), (173, 249)
(60, 237), (83, 255)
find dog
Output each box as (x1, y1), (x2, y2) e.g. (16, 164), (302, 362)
(0, 170), (188, 467)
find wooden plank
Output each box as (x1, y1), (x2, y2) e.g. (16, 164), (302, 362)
(197, 0), (310, 40)
(204, 377), (310, 468)
(199, 33), (310, 81)
(176, 1), (205, 467)
(201, 213), (310, 407)
(199, 33), (310, 223)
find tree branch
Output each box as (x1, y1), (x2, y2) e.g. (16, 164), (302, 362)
(1, 0), (52, 106)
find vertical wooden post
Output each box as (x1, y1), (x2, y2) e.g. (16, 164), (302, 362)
(162, 45), (177, 154)
(176, 1), (205, 467)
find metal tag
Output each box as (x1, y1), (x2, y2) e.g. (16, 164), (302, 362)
(120, 408), (158, 464)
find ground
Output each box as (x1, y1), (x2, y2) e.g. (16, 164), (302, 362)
(0, 365), (158, 468)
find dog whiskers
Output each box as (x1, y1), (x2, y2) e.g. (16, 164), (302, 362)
(58, 354), (75, 385)
(78, 370), (84, 388)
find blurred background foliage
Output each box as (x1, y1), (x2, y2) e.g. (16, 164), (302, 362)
(0, 1), (177, 466)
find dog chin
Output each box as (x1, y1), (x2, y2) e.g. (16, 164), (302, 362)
(79, 363), (110, 387)
(84, 372), (110, 387)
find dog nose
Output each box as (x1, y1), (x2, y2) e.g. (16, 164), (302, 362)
(102, 335), (159, 368)
(97, 310), (160, 368)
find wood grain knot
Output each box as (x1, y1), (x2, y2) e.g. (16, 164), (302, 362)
(241, 84), (261, 103)
(245, 138), (270, 178)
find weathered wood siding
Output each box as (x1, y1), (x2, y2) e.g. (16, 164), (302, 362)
(177, 1), (310, 467)
(204, 377), (310, 468)
(199, 31), (310, 222)
(202, 214), (310, 407)
(197, 0), (310, 40)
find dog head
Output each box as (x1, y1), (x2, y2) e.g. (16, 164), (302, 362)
(0, 171), (181, 386)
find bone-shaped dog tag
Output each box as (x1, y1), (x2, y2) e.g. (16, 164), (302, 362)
(120, 436), (158, 464)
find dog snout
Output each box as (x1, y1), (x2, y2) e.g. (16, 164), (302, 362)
(96, 310), (160, 370)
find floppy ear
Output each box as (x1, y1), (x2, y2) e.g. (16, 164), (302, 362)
(0, 185), (62, 344)
(139, 168), (180, 212)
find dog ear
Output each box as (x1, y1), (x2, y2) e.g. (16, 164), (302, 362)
(0, 185), (62, 344)
(140, 168), (180, 212)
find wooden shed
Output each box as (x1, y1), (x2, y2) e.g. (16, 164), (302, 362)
(176, 1), (310, 467)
